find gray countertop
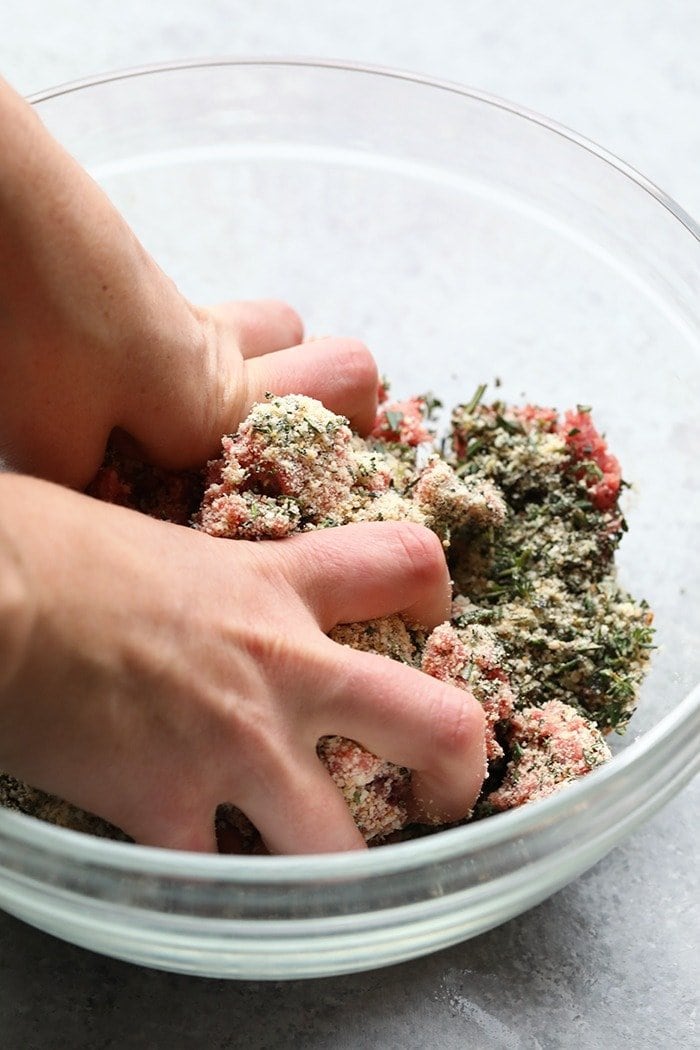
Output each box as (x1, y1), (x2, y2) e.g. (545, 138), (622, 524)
(1, 3), (698, 1047)
(1, 780), (698, 1049)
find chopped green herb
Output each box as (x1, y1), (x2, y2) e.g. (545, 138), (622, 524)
(421, 392), (443, 420)
(449, 390), (653, 733)
(464, 383), (488, 415)
(385, 409), (404, 431)
(495, 414), (525, 435)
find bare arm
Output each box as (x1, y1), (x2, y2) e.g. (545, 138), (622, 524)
(0, 473), (485, 852)
(0, 78), (486, 853)
(0, 77), (378, 487)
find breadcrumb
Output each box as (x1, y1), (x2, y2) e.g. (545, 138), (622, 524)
(480, 700), (612, 812)
(2, 386), (652, 849)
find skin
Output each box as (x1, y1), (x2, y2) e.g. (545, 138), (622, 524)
(0, 77), (486, 854)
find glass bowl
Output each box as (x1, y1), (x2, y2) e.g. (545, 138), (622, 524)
(1, 60), (698, 980)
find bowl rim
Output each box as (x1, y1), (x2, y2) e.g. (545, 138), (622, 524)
(1, 683), (699, 880)
(4, 57), (697, 882)
(26, 56), (699, 242)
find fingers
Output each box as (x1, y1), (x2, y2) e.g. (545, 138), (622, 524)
(243, 337), (379, 435)
(209, 298), (304, 358)
(315, 643), (487, 826)
(128, 802), (219, 853)
(205, 300), (378, 434)
(235, 756), (367, 855)
(265, 520), (452, 630)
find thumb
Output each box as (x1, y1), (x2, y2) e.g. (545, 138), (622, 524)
(243, 337), (379, 435)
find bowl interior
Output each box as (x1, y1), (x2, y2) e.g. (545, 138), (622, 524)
(36, 62), (698, 737)
(1, 61), (697, 977)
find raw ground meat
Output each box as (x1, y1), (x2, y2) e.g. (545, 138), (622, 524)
(1, 385), (652, 851)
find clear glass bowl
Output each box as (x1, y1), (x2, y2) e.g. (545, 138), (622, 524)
(1, 60), (698, 979)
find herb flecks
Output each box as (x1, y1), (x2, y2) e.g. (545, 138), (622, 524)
(464, 382), (488, 416)
(449, 389), (653, 734)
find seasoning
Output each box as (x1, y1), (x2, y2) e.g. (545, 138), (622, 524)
(449, 393), (653, 733)
(1, 386), (653, 848)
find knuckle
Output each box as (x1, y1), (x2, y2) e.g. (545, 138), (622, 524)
(231, 710), (277, 770)
(237, 622), (325, 715)
(336, 338), (379, 394)
(274, 300), (304, 344)
(240, 625), (297, 680)
(428, 685), (485, 760)
(238, 310), (265, 345)
(252, 538), (317, 611)
(236, 299), (304, 351)
(392, 521), (447, 588)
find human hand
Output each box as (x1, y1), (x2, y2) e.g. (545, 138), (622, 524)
(0, 78), (377, 488)
(0, 77), (486, 854)
(0, 475), (486, 853)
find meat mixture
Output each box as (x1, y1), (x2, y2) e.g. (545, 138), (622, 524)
(0, 383), (653, 849)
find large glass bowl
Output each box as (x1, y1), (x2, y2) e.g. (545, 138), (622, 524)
(1, 60), (698, 980)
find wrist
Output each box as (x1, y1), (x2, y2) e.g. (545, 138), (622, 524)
(0, 478), (36, 760)
(0, 79), (206, 487)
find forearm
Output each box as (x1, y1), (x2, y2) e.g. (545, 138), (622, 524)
(0, 469), (159, 787)
(0, 475), (37, 761)
(0, 77), (379, 493)
(0, 78), (208, 487)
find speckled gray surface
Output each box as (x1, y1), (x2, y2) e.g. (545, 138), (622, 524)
(1, 782), (698, 1049)
(1, 3), (698, 1047)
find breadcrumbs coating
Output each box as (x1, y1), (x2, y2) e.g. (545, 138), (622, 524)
(452, 399), (570, 505)
(413, 457), (506, 541)
(86, 447), (203, 525)
(195, 395), (356, 537)
(329, 614), (423, 666)
(454, 579), (653, 732)
(0, 774), (131, 841)
(1, 385), (653, 847)
(421, 623), (515, 763)
(317, 736), (412, 841)
(370, 395), (433, 446)
(215, 616), (419, 846)
(479, 699), (612, 813)
(194, 394), (505, 545)
(449, 390), (653, 732)
(215, 735), (412, 850)
(314, 616), (424, 842)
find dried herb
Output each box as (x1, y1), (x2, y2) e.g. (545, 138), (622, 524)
(450, 388), (653, 734)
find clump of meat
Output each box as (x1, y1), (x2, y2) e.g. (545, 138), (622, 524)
(481, 699), (612, 813)
(2, 388), (648, 852)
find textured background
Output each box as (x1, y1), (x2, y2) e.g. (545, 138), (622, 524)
(1, 3), (698, 1048)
